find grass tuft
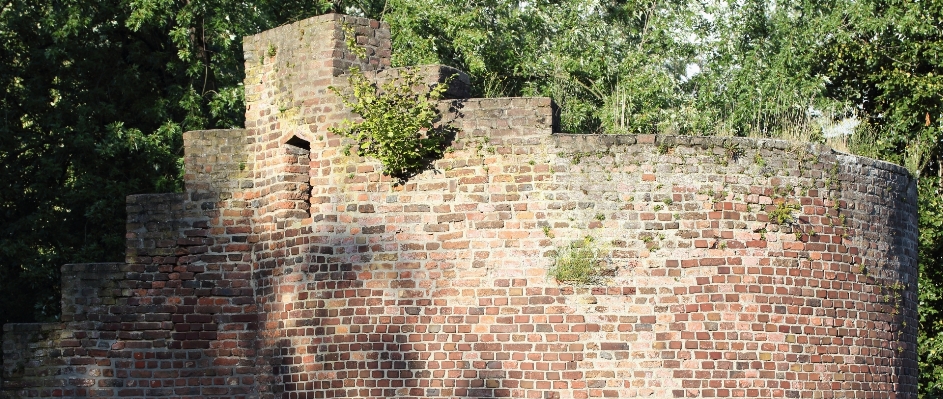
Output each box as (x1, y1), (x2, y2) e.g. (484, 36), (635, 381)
(548, 237), (610, 285)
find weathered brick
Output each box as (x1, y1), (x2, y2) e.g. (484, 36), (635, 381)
(2, 13), (918, 399)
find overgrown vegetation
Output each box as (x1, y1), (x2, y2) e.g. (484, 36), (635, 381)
(548, 236), (609, 285)
(768, 201), (801, 225)
(329, 67), (453, 180)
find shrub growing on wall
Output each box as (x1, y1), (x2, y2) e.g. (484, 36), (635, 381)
(329, 67), (454, 181)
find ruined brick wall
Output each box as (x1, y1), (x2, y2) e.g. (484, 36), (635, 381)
(2, 13), (917, 399)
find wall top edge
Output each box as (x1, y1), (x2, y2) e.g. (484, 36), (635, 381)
(60, 263), (130, 275)
(242, 13), (388, 47)
(551, 133), (912, 179)
(126, 192), (185, 201)
(2, 323), (62, 332)
(182, 129), (247, 138)
(60, 262), (125, 267)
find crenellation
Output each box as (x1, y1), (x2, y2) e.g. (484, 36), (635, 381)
(125, 193), (187, 264)
(60, 263), (128, 323)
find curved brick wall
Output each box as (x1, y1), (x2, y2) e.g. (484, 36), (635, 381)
(2, 13), (916, 399)
(250, 132), (917, 399)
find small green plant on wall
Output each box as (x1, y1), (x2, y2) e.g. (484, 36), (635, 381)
(329, 68), (455, 181)
(548, 236), (611, 285)
(330, 25), (455, 181)
(330, 68), (451, 180)
(342, 24), (367, 59)
(768, 201), (801, 224)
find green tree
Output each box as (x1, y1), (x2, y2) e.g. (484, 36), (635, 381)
(0, 0), (337, 324)
(685, 0), (855, 138)
(827, 1), (943, 396)
(385, 0), (698, 133)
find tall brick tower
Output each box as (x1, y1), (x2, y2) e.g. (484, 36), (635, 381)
(2, 13), (918, 399)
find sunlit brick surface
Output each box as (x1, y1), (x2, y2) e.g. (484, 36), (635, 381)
(2, 14), (916, 399)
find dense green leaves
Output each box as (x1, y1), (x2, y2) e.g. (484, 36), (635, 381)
(329, 67), (452, 180)
(1, 0), (187, 323)
(0, 0), (336, 324)
(385, 0), (698, 133)
(920, 178), (943, 396)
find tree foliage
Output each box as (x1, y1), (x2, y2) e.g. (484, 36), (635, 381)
(385, 0), (698, 133)
(0, 0), (334, 324)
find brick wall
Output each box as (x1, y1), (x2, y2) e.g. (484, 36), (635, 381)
(2, 13), (917, 399)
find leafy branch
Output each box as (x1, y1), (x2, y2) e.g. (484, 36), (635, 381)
(329, 67), (454, 181)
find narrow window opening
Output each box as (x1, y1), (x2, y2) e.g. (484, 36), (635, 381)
(285, 135), (311, 151)
(278, 135), (312, 218)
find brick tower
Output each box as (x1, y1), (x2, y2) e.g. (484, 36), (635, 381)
(2, 13), (918, 399)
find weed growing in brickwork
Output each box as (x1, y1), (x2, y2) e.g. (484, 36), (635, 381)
(330, 24), (455, 181)
(549, 236), (610, 285)
(825, 163), (841, 191)
(724, 142), (744, 161)
(754, 152), (766, 167)
(329, 67), (455, 181)
(342, 24), (367, 59)
(772, 184), (794, 197)
(857, 264), (870, 278)
(768, 201), (800, 225)
(472, 136), (495, 161)
(708, 142), (742, 167)
(798, 184), (808, 196)
(568, 149), (612, 165)
(793, 144), (819, 176)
